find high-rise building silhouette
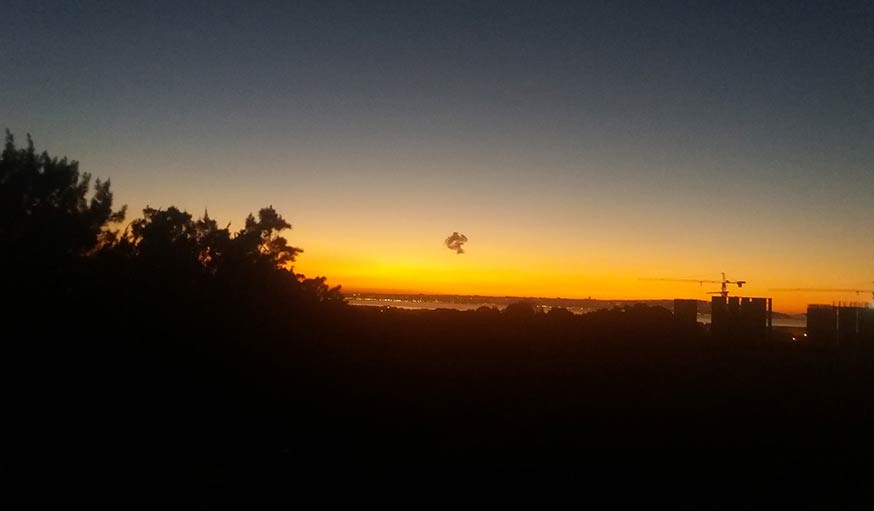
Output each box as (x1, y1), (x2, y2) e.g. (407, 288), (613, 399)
(807, 303), (874, 344)
(710, 296), (772, 341)
(673, 299), (699, 328)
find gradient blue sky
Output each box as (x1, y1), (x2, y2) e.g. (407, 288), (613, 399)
(3, 1), (873, 310)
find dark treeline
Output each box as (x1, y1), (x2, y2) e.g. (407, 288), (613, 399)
(5, 132), (874, 498)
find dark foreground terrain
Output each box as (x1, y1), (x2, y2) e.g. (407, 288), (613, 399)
(11, 301), (874, 499)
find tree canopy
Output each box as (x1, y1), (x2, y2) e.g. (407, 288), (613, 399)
(0, 130), (126, 272)
(1, 130), (343, 306)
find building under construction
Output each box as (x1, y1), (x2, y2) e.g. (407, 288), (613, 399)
(807, 303), (874, 344)
(672, 299), (700, 328)
(710, 296), (773, 341)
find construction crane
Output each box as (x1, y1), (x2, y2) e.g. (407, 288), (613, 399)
(770, 282), (874, 303)
(641, 272), (747, 298)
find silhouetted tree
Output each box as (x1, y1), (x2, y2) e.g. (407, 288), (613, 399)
(194, 209), (231, 274)
(503, 301), (537, 319)
(476, 305), (501, 315)
(101, 202), (343, 312)
(229, 206), (302, 270)
(546, 306), (574, 319)
(299, 275), (345, 304)
(129, 207), (200, 269)
(0, 130), (126, 287)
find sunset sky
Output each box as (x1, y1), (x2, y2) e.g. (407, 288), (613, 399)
(3, 1), (872, 312)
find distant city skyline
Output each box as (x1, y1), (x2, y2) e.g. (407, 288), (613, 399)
(342, 288), (868, 316)
(3, 1), (872, 313)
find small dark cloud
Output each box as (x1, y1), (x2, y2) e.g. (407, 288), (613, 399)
(445, 232), (468, 254)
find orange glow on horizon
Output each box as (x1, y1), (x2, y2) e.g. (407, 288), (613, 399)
(293, 239), (869, 314)
(112, 172), (873, 317)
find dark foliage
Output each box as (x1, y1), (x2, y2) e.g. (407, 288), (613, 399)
(0, 130), (125, 286)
